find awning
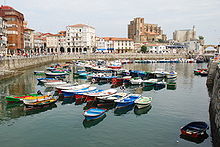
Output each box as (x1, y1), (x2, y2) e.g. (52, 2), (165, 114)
(107, 48), (114, 50)
(97, 48), (107, 51)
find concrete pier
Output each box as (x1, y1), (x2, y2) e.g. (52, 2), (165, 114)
(0, 53), (186, 80)
(207, 61), (220, 147)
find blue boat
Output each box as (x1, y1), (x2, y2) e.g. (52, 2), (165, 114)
(115, 94), (141, 108)
(83, 108), (107, 121)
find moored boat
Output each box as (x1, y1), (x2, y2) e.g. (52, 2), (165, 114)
(115, 94), (141, 108)
(180, 121), (209, 138)
(83, 107), (107, 121)
(135, 97), (152, 109)
(166, 71), (177, 79)
(142, 79), (158, 87)
(97, 92), (128, 102)
(84, 89), (117, 102)
(23, 96), (59, 108)
(45, 72), (66, 77)
(61, 87), (97, 98)
(44, 81), (67, 87)
(34, 71), (45, 75)
(130, 77), (143, 85)
(6, 93), (41, 103)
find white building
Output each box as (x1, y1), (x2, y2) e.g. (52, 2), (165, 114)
(103, 37), (134, 53)
(173, 26), (196, 42)
(24, 27), (35, 50)
(147, 45), (169, 54)
(0, 17), (7, 54)
(95, 37), (108, 52)
(183, 40), (202, 53)
(66, 24), (96, 53)
(33, 32), (44, 53)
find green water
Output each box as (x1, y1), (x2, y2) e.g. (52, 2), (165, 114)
(0, 63), (212, 147)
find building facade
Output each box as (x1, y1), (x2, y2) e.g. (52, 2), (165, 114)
(0, 17), (7, 54)
(24, 27), (34, 50)
(173, 26), (196, 42)
(33, 32), (44, 53)
(65, 24), (96, 53)
(0, 5), (24, 53)
(128, 17), (167, 43)
(103, 37), (134, 53)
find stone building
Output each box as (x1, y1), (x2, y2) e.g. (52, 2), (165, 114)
(65, 24), (96, 53)
(0, 17), (7, 54)
(0, 5), (24, 53)
(128, 17), (167, 43)
(173, 26), (196, 42)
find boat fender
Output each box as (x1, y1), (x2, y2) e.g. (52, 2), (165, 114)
(91, 78), (96, 83)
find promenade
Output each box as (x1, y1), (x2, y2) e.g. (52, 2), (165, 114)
(0, 53), (186, 80)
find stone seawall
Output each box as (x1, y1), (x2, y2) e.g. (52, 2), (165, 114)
(0, 54), (186, 80)
(207, 61), (220, 147)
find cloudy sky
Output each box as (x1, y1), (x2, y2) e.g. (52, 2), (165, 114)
(3, 0), (220, 44)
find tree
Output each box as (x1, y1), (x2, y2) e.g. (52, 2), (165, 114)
(141, 45), (147, 53)
(199, 36), (204, 40)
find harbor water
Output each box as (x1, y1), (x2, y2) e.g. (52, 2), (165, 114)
(0, 63), (211, 147)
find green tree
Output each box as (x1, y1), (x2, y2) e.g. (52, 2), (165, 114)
(141, 45), (147, 53)
(199, 36), (204, 40)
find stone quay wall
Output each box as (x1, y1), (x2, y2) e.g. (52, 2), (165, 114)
(0, 53), (186, 80)
(206, 61), (220, 147)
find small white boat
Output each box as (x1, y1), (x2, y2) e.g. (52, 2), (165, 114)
(44, 81), (67, 87)
(34, 71), (45, 75)
(62, 87), (97, 94)
(55, 83), (78, 90)
(135, 97), (152, 109)
(45, 72), (66, 77)
(152, 70), (166, 78)
(142, 79), (158, 86)
(97, 92), (128, 101)
(130, 77), (143, 85)
(59, 83), (90, 90)
(85, 89), (117, 97)
(166, 71), (177, 79)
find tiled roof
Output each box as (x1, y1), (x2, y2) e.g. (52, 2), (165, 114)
(24, 27), (34, 31)
(103, 37), (133, 41)
(59, 31), (66, 34)
(68, 24), (94, 28)
(0, 5), (14, 10)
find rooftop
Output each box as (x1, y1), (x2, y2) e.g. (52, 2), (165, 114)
(103, 37), (133, 41)
(67, 24), (94, 29)
(0, 5), (14, 10)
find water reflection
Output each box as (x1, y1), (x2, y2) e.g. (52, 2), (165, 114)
(61, 98), (76, 105)
(0, 102), (57, 125)
(180, 133), (209, 144)
(134, 105), (152, 116)
(114, 104), (134, 116)
(83, 114), (106, 128)
(24, 104), (57, 115)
